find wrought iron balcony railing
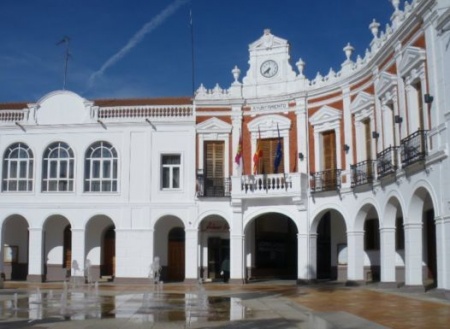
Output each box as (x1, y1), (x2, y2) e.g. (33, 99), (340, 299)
(310, 169), (342, 193)
(351, 160), (375, 187)
(376, 146), (399, 177)
(400, 129), (428, 167)
(196, 176), (231, 197)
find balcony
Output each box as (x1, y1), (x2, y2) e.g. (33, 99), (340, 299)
(376, 146), (399, 177)
(400, 129), (428, 167)
(196, 176), (231, 197)
(310, 169), (342, 193)
(351, 160), (375, 188)
(232, 172), (302, 197)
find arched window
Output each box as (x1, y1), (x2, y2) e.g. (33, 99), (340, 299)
(84, 141), (118, 192)
(42, 142), (75, 192)
(2, 142), (34, 192)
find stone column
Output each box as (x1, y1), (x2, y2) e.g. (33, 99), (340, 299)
(230, 202), (244, 283)
(435, 216), (450, 290)
(230, 233), (244, 283)
(184, 228), (199, 283)
(308, 233), (318, 281)
(297, 233), (309, 283)
(380, 227), (397, 287)
(70, 228), (85, 280)
(27, 228), (44, 282)
(404, 222), (423, 288)
(346, 231), (365, 284)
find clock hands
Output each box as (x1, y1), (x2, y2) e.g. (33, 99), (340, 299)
(264, 67), (271, 75)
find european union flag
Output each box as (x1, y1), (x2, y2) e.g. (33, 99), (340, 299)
(274, 137), (282, 173)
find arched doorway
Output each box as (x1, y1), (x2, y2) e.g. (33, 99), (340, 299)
(43, 215), (71, 281)
(85, 216), (115, 281)
(245, 213), (297, 280)
(2, 215), (29, 280)
(407, 187), (437, 288)
(167, 227), (185, 282)
(199, 215), (229, 281)
(153, 216), (185, 282)
(314, 210), (347, 281)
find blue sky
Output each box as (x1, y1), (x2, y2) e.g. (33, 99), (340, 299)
(0, 0), (395, 103)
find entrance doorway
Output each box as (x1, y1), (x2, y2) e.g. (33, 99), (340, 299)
(207, 237), (230, 281)
(250, 213), (297, 280)
(425, 209), (437, 286)
(168, 227), (185, 281)
(317, 212), (331, 279)
(101, 226), (115, 277)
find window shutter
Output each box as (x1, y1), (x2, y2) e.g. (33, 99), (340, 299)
(259, 138), (284, 174)
(322, 130), (336, 170)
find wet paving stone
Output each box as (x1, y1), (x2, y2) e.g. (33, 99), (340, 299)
(0, 281), (449, 328)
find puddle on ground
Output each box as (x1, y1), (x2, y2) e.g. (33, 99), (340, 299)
(0, 289), (251, 324)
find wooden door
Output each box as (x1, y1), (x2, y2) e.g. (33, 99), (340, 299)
(363, 119), (372, 160)
(102, 227), (115, 277)
(168, 228), (185, 281)
(322, 130), (336, 188)
(63, 225), (72, 269)
(204, 141), (224, 196)
(260, 138), (284, 174)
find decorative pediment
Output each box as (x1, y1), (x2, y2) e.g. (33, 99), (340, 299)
(31, 90), (92, 125)
(196, 117), (231, 134)
(399, 46), (426, 78)
(351, 92), (375, 115)
(247, 114), (291, 138)
(249, 29), (288, 51)
(309, 105), (342, 126)
(375, 71), (397, 97)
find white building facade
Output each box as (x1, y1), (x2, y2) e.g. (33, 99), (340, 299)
(1, 0), (450, 292)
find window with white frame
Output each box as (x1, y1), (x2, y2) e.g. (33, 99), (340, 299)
(42, 142), (74, 192)
(161, 154), (181, 189)
(2, 142), (34, 192)
(84, 141), (118, 192)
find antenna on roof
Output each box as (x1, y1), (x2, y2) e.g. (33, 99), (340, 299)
(56, 36), (71, 90)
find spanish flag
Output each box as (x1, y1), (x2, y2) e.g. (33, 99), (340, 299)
(253, 128), (263, 174)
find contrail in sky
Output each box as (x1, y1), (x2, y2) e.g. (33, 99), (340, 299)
(88, 0), (190, 87)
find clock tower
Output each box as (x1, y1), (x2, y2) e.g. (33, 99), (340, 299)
(242, 29), (299, 99)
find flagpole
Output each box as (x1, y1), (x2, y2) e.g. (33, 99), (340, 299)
(189, 7), (195, 96)
(57, 36), (71, 90)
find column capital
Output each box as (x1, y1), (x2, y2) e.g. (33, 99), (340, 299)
(404, 222), (423, 229)
(347, 230), (364, 237)
(379, 227), (396, 233)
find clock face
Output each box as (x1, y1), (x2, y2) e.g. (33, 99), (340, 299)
(260, 60), (278, 78)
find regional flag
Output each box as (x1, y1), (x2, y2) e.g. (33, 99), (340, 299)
(273, 125), (282, 173)
(253, 128), (263, 174)
(235, 131), (243, 166)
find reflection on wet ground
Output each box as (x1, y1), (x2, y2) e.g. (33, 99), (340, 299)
(0, 281), (449, 329)
(1, 289), (243, 325)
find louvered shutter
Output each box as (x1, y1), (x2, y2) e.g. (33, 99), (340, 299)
(205, 141), (224, 196)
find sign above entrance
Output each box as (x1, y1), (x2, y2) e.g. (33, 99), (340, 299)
(251, 102), (289, 112)
(201, 219), (229, 232)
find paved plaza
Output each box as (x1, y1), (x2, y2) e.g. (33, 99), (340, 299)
(0, 281), (449, 329)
